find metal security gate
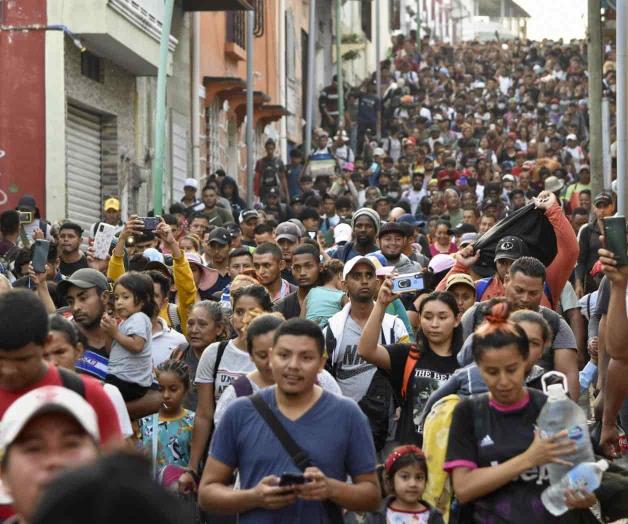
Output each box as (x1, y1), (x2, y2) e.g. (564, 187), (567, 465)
(66, 105), (102, 233)
(170, 115), (189, 205)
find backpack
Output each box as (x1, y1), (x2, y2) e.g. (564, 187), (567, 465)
(58, 367), (86, 398)
(324, 324), (397, 451)
(172, 340), (229, 385)
(422, 394), (461, 523)
(260, 161), (280, 195)
(232, 375), (254, 398)
(475, 276), (555, 309)
(166, 303), (183, 334)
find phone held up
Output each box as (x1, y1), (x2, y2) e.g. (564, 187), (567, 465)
(391, 273), (425, 294)
(603, 216), (628, 266)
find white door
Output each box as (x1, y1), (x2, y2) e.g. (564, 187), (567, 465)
(66, 105), (102, 234)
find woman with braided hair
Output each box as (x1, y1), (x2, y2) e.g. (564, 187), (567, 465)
(444, 300), (598, 523)
(139, 359), (195, 472)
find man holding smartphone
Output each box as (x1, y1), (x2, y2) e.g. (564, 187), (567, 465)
(199, 319), (380, 522)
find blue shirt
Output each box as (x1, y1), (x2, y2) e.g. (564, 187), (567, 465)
(210, 387), (376, 523)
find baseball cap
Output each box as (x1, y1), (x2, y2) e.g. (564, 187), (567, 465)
(333, 223), (352, 244)
(397, 214), (418, 227)
(225, 223), (241, 237)
(0, 385), (100, 453)
(373, 147), (386, 157)
(379, 222), (405, 238)
(16, 195), (36, 211)
(454, 223), (477, 236)
(207, 227), (231, 246)
(103, 198), (120, 212)
(183, 178), (199, 190)
(502, 174), (516, 183)
(544, 175), (565, 193)
(142, 248), (165, 264)
(239, 209), (260, 223)
(594, 191), (614, 207)
(459, 232), (478, 247)
(566, 133), (577, 141)
(275, 222), (301, 243)
(267, 187), (280, 197)
(428, 254), (455, 274)
(343, 255), (392, 280)
(57, 268), (109, 296)
(445, 273), (475, 292)
(494, 236), (527, 261)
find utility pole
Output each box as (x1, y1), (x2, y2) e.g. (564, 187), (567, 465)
(335, 0), (344, 127)
(304, 0), (317, 157)
(246, 10), (254, 208)
(153, 0), (176, 215)
(375, 0), (382, 141)
(588, 0), (603, 197)
(617, 0), (628, 214)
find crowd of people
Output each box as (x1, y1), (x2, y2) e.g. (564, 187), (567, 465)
(0, 35), (626, 524)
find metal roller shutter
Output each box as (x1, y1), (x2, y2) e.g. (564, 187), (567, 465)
(66, 105), (102, 232)
(171, 111), (189, 205)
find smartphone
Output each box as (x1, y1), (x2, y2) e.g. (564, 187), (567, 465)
(140, 217), (161, 232)
(31, 239), (50, 274)
(603, 216), (628, 266)
(392, 273), (425, 294)
(278, 473), (308, 487)
(93, 223), (117, 260)
(18, 211), (32, 224)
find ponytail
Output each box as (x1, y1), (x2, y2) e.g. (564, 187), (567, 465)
(472, 298), (529, 362)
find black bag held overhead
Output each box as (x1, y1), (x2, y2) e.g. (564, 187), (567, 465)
(249, 394), (344, 524)
(472, 203), (558, 276)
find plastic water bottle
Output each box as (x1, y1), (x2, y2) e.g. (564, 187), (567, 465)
(541, 459), (608, 516)
(536, 371), (594, 484)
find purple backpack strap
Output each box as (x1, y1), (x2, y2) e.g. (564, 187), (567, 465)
(232, 375), (254, 398)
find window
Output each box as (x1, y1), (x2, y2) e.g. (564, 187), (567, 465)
(389, 0), (400, 31)
(253, 0), (264, 37)
(81, 51), (103, 83)
(226, 11), (246, 49)
(361, 0), (372, 41)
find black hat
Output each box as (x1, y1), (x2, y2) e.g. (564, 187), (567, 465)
(594, 191), (614, 207)
(494, 235), (527, 261)
(378, 222), (405, 238)
(207, 227), (231, 246)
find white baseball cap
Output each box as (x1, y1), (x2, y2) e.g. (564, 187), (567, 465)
(0, 385), (100, 504)
(566, 133), (577, 141)
(0, 386), (100, 452)
(333, 223), (352, 244)
(183, 178), (199, 190)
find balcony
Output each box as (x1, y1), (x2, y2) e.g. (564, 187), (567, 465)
(49, 0), (179, 75)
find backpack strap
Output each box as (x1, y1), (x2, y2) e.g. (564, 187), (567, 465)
(250, 394), (312, 470)
(401, 345), (421, 400)
(212, 340), (230, 384)
(324, 326), (337, 375)
(475, 277), (493, 302)
(543, 282), (554, 309)
(58, 367), (86, 398)
(233, 375), (254, 398)
(249, 394), (344, 523)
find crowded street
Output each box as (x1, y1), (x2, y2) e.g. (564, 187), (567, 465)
(0, 0), (627, 522)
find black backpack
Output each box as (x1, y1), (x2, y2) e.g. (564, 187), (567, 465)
(324, 324), (397, 451)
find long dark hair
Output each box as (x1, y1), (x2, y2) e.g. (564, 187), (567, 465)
(415, 291), (463, 356)
(114, 272), (158, 318)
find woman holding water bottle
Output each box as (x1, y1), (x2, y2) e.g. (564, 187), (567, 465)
(444, 301), (598, 523)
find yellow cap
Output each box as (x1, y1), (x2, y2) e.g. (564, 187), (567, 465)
(104, 198), (120, 211)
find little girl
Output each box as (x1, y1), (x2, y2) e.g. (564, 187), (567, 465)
(140, 359), (195, 480)
(304, 259), (347, 327)
(345, 445), (444, 524)
(102, 271), (155, 402)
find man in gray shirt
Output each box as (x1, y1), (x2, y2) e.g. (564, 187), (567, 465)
(456, 257), (579, 399)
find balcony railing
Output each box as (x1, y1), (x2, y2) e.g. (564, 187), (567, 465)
(107, 0), (177, 51)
